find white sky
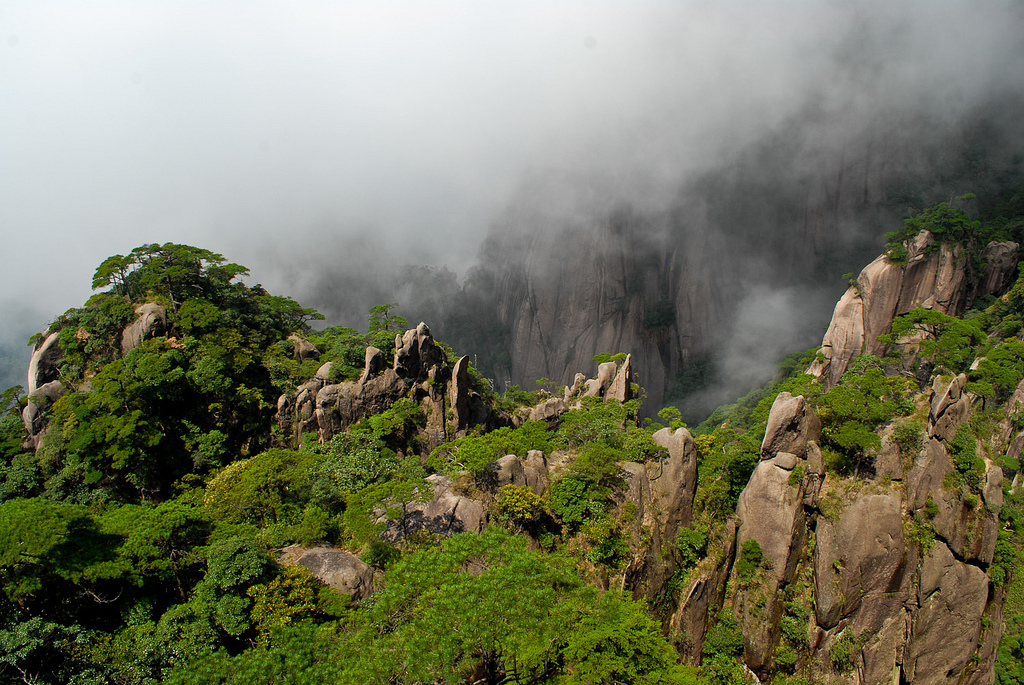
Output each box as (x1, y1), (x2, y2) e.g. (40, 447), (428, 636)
(2, 1), (1023, 347)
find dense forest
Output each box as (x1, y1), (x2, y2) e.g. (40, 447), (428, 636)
(3, 191), (1024, 684)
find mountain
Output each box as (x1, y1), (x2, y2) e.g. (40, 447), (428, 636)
(2, 196), (1024, 683)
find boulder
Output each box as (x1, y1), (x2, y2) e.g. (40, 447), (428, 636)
(669, 521), (737, 661)
(876, 424), (906, 480)
(120, 303), (166, 356)
(596, 361), (617, 395)
(382, 475), (486, 542)
(449, 356), (470, 433)
(315, 361), (334, 380)
(492, 455), (527, 489)
(760, 392), (820, 459)
(649, 427), (699, 541)
(736, 455), (806, 584)
(27, 332), (62, 395)
(288, 333), (320, 361)
(984, 464), (1004, 512)
(528, 397), (568, 425)
(813, 491), (910, 633)
(358, 346), (386, 385)
(979, 240), (1018, 297)
(394, 322), (445, 381)
(607, 354), (633, 402)
(522, 450), (549, 495)
(904, 541), (989, 684)
(277, 546), (375, 600)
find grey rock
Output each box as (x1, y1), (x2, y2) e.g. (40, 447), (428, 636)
(985, 464), (1004, 513)
(980, 241), (1018, 297)
(582, 378), (603, 397)
(120, 303), (166, 356)
(760, 393), (820, 459)
(607, 354), (633, 403)
(564, 373), (586, 401)
(278, 546), (375, 600)
(736, 457), (805, 584)
(315, 361), (334, 380)
(522, 450), (549, 495)
(382, 475), (486, 541)
(493, 455), (527, 489)
(288, 333), (320, 361)
(596, 361), (617, 395)
(650, 427), (699, 542)
(22, 380), (66, 448)
(528, 397), (568, 424)
(358, 346), (386, 384)
(394, 322), (445, 381)
(876, 424), (906, 480)
(814, 491), (909, 633)
(773, 452), (798, 471)
(904, 540), (988, 685)
(27, 332), (62, 395)
(449, 356), (470, 433)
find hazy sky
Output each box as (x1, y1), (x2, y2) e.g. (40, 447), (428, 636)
(3, 0), (1023, 356)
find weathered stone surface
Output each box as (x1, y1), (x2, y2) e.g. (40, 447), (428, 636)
(522, 450), (549, 495)
(315, 361), (334, 380)
(812, 287), (866, 387)
(736, 456), (806, 583)
(607, 354), (632, 402)
(984, 464), (1004, 512)
(394, 322), (445, 381)
(669, 521), (737, 661)
(528, 397), (568, 424)
(316, 368), (405, 442)
(278, 546), (375, 600)
(22, 380), (66, 448)
(357, 346), (386, 384)
(120, 303), (167, 356)
(774, 452), (798, 470)
(904, 540), (988, 685)
(382, 475), (485, 541)
(876, 424), (906, 480)
(649, 427), (699, 541)
(596, 361), (617, 395)
(582, 378), (603, 397)
(760, 393), (820, 459)
(449, 356), (470, 433)
(814, 491), (909, 633)
(860, 610), (910, 685)
(564, 373), (586, 401)
(908, 437), (999, 565)
(492, 455), (527, 489)
(288, 333), (320, 361)
(27, 332), (62, 395)
(980, 240), (1019, 297)
(810, 231), (1001, 388)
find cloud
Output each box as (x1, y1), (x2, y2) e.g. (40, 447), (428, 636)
(1, 0), (1022, 354)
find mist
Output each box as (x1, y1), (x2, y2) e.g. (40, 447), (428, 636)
(2, 1), (1024, 399)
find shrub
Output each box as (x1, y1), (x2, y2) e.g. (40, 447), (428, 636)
(494, 485), (544, 526)
(736, 539), (765, 580)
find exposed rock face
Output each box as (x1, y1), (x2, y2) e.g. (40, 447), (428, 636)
(316, 369), (405, 442)
(27, 332), (62, 395)
(22, 380), (66, 450)
(814, 492), (910, 633)
(381, 475), (486, 542)
(288, 333), (320, 361)
(120, 303), (166, 356)
(760, 392), (821, 459)
(277, 546), (375, 600)
(810, 232), (1018, 387)
(449, 356), (471, 434)
(904, 541), (989, 684)
(358, 346), (386, 384)
(394, 322), (444, 381)
(929, 374), (971, 442)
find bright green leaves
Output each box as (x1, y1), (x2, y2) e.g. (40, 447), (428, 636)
(882, 308), (986, 374)
(816, 357), (914, 473)
(329, 529), (692, 684)
(428, 420), (551, 474)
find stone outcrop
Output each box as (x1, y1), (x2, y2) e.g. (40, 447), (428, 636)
(381, 475), (486, 542)
(27, 331), (62, 395)
(287, 333), (320, 361)
(277, 546), (375, 600)
(809, 231), (1018, 387)
(21, 380), (66, 450)
(120, 303), (166, 356)
(760, 392), (821, 459)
